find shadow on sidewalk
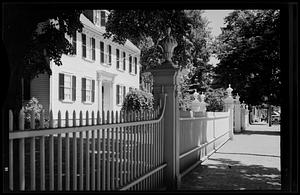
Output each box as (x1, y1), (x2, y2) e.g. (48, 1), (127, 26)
(241, 130), (280, 136)
(215, 152), (280, 158)
(180, 158), (281, 191)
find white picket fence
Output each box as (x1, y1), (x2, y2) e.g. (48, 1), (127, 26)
(8, 102), (166, 191)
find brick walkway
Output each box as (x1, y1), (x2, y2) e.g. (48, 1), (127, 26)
(179, 123), (281, 191)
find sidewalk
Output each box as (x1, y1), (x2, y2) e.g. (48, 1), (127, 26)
(179, 123), (281, 191)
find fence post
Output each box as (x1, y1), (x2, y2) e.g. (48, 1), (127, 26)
(234, 94), (241, 133)
(223, 84), (234, 140)
(150, 27), (180, 190)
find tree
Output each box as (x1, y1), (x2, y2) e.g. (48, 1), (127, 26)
(104, 10), (213, 109)
(212, 10), (280, 106)
(3, 4), (83, 113)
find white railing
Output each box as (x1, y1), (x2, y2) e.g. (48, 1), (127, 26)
(179, 111), (231, 178)
(8, 96), (166, 191)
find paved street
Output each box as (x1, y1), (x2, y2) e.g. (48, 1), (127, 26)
(179, 123), (281, 191)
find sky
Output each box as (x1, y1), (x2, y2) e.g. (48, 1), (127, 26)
(201, 10), (234, 66)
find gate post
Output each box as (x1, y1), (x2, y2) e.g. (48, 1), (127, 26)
(223, 84), (234, 140)
(234, 94), (241, 133)
(150, 28), (180, 190)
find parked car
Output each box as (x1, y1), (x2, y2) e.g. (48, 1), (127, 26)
(272, 112), (280, 123)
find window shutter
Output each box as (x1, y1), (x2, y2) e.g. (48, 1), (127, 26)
(101, 11), (106, 26)
(82, 78), (86, 102)
(72, 31), (77, 55)
(82, 34), (86, 58)
(108, 45), (111, 64)
(92, 38), (95, 60)
(123, 86), (126, 100)
(129, 56), (132, 73)
(116, 85), (120, 105)
(116, 49), (120, 69)
(92, 80), (95, 102)
(72, 76), (76, 101)
(123, 52), (126, 70)
(100, 41), (104, 63)
(135, 57), (137, 74)
(59, 73), (64, 100)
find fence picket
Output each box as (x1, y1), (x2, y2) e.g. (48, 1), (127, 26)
(123, 112), (128, 185)
(72, 111), (77, 191)
(106, 111), (111, 190)
(57, 111), (62, 191)
(101, 111), (106, 190)
(85, 111), (90, 191)
(96, 111), (101, 191)
(111, 111), (115, 190)
(134, 111), (138, 180)
(39, 110), (45, 191)
(9, 110), (14, 191)
(126, 112), (130, 183)
(130, 111), (134, 182)
(30, 109), (36, 190)
(79, 111), (84, 191)
(115, 111), (119, 189)
(65, 111), (70, 191)
(120, 111), (124, 187)
(91, 111), (95, 191)
(49, 110), (54, 191)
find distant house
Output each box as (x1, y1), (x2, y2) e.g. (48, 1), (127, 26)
(29, 10), (140, 123)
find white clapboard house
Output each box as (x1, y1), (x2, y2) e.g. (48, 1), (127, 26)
(29, 10), (140, 124)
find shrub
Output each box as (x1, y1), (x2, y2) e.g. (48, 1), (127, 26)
(205, 88), (226, 112)
(121, 89), (154, 112)
(22, 97), (43, 129)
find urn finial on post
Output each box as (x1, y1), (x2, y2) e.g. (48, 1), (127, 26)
(159, 27), (178, 68)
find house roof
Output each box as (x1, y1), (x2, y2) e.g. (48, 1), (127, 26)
(80, 13), (140, 54)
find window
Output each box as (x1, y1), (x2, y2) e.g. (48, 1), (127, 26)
(82, 33), (86, 58)
(82, 33), (95, 61)
(116, 49), (120, 69)
(59, 73), (76, 102)
(134, 57), (138, 74)
(100, 41), (105, 63)
(129, 55), (132, 73)
(94, 10), (100, 26)
(89, 37), (95, 60)
(105, 45), (112, 65)
(123, 52), (126, 70)
(82, 78), (95, 103)
(116, 85), (126, 105)
(100, 11), (106, 26)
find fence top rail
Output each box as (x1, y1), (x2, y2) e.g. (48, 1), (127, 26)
(179, 115), (229, 121)
(9, 94), (167, 140)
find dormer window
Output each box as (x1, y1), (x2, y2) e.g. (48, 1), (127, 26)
(94, 10), (100, 26)
(100, 11), (106, 27)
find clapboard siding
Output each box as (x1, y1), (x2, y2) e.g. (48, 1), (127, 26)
(30, 73), (50, 113)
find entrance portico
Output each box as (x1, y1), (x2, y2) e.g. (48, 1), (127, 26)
(97, 70), (117, 112)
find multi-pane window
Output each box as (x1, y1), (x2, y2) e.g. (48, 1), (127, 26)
(59, 73), (76, 102)
(89, 37), (95, 60)
(116, 85), (126, 105)
(100, 11), (106, 26)
(94, 10), (100, 26)
(82, 78), (95, 103)
(82, 33), (95, 61)
(129, 55), (132, 73)
(82, 33), (86, 58)
(123, 52), (126, 70)
(100, 41), (104, 63)
(116, 49), (120, 69)
(86, 79), (92, 102)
